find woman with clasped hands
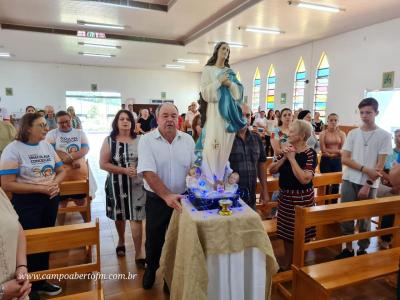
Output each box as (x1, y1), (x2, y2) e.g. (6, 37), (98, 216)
(100, 110), (146, 267)
(269, 120), (317, 271)
(0, 112), (66, 299)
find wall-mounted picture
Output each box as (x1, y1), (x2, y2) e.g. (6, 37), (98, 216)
(5, 87), (13, 96)
(382, 71), (394, 89)
(280, 92), (287, 104)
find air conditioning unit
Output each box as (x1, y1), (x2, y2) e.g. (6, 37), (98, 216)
(150, 99), (163, 104)
(150, 99), (174, 104)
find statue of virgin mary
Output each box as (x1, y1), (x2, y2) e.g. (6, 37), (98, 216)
(197, 42), (247, 184)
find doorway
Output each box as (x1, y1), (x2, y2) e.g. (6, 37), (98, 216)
(66, 91), (122, 133)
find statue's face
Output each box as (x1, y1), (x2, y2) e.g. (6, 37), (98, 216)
(217, 43), (230, 61)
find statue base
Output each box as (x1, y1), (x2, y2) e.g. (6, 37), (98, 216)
(187, 190), (241, 211)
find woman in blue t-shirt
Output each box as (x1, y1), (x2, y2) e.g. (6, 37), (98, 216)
(0, 112), (66, 299)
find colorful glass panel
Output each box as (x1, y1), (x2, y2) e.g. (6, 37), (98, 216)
(252, 68), (261, 112)
(293, 57), (306, 110)
(313, 53), (330, 121)
(265, 65), (276, 110)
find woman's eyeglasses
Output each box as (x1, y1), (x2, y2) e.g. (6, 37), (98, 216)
(34, 123), (49, 129)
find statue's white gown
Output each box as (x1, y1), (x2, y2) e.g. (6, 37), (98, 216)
(200, 65), (241, 183)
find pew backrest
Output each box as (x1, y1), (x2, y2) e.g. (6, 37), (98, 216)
(25, 219), (101, 287)
(293, 196), (400, 267)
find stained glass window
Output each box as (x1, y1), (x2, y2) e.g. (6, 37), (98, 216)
(265, 65), (276, 110)
(252, 67), (261, 112)
(293, 57), (306, 111)
(313, 52), (329, 121)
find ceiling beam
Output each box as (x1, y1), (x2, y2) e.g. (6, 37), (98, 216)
(77, 0), (169, 12)
(0, 0), (262, 46)
(182, 0), (263, 45)
(0, 23), (183, 45)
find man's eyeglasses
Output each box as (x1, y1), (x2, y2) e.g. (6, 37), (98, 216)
(244, 113), (251, 118)
(57, 121), (70, 125)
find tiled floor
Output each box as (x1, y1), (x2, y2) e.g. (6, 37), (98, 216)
(45, 133), (397, 300)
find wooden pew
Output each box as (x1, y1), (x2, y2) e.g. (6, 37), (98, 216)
(290, 196), (400, 300)
(257, 172), (342, 235)
(59, 178), (92, 222)
(25, 219), (103, 299)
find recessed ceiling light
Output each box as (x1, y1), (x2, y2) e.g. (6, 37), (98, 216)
(0, 52), (11, 58)
(174, 59), (200, 64)
(78, 42), (121, 49)
(164, 64), (185, 69)
(240, 26), (284, 35)
(78, 52), (115, 58)
(77, 20), (126, 30)
(209, 42), (247, 48)
(288, 1), (344, 13)
(187, 51), (212, 56)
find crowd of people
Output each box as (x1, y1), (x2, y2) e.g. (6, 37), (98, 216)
(0, 92), (399, 299)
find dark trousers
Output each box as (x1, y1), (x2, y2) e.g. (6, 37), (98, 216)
(12, 193), (59, 288)
(265, 135), (274, 157)
(145, 191), (173, 273)
(397, 267), (400, 300)
(319, 156), (342, 202)
(381, 214), (394, 242)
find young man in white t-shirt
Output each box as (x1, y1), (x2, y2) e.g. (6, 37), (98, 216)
(253, 110), (267, 132)
(336, 97), (392, 259)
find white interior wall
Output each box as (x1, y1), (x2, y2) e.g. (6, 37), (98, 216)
(1, 18), (400, 125)
(0, 61), (201, 116)
(233, 17), (400, 125)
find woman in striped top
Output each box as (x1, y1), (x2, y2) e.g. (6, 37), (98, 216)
(100, 110), (146, 268)
(269, 120), (317, 270)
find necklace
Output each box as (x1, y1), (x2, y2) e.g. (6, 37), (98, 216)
(361, 130), (376, 147)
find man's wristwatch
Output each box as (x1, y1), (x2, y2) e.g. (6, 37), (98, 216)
(0, 283), (5, 300)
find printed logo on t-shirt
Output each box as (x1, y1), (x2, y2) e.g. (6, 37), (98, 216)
(60, 136), (79, 143)
(29, 154), (55, 178)
(66, 143), (80, 153)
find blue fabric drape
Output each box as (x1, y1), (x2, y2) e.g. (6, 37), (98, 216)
(218, 68), (247, 133)
(194, 68), (246, 167)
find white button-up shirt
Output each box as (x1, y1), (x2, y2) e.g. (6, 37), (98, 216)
(137, 129), (195, 194)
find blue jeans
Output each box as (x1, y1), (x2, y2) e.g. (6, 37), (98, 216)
(340, 180), (377, 250)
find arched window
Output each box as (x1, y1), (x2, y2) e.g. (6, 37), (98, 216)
(293, 57), (306, 111)
(252, 67), (261, 112)
(313, 52), (330, 121)
(265, 64), (276, 110)
(236, 71), (241, 82)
